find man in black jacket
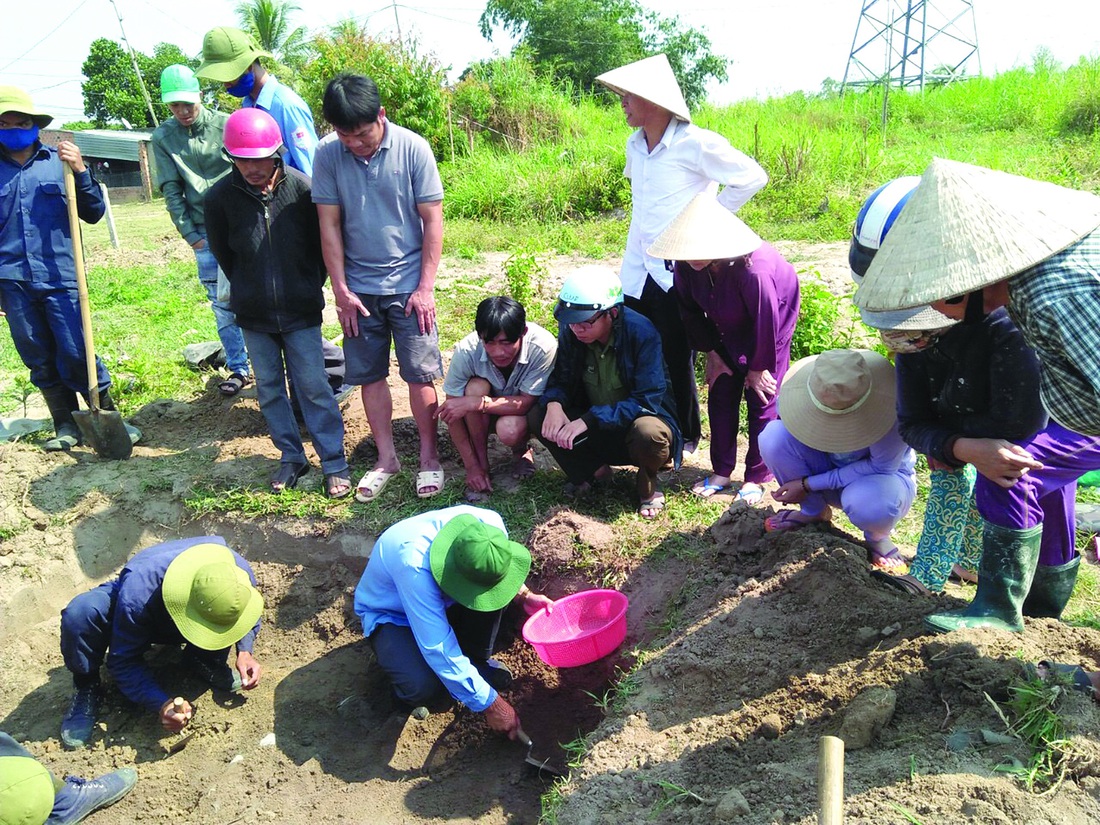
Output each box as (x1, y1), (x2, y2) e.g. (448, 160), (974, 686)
(205, 108), (350, 498)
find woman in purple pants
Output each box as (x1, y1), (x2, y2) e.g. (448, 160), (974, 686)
(649, 192), (800, 504)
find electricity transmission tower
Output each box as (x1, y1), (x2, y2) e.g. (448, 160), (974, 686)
(842, 0), (981, 91)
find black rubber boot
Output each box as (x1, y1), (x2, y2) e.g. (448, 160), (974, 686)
(924, 521), (1042, 634)
(1022, 555), (1081, 619)
(41, 385), (81, 451)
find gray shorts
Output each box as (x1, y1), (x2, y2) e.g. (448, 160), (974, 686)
(343, 292), (444, 385)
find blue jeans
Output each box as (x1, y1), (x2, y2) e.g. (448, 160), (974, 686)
(194, 242), (249, 377)
(0, 280), (111, 394)
(241, 326), (348, 476)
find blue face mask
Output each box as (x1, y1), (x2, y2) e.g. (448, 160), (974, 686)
(0, 125), (39, 151)
(226, 71), (256, 99)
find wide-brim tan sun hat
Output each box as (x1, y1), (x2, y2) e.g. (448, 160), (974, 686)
(647, 192), (763, 261)
(854, 157), (1100, 311)
(778, 349), (897, 453)
(0, 85), (53, 129)
(162, 543), (264, 650)
(595, 54), (690, 122)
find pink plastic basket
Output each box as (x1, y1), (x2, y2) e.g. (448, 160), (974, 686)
(522, 589), (629, 667)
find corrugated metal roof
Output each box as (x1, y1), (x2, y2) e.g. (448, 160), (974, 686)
(71, 129), (154, 162)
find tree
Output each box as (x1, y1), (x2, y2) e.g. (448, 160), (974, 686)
(81, 39), (195, 127)
(478, 0), (726, 108)
(236, 0), (308, 69)
(298, 20), (448, 155)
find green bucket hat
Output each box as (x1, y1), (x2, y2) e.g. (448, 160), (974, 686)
(0, 86), (53, 129)
(195, 27), (270, 83)
(162, 543), (264, 650)
(429, 515), (531, 612)
(0, 755), (55, 825)
(160, 64), (201, 104)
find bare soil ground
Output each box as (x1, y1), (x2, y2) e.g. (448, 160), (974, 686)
(3, 244), (1100, 824)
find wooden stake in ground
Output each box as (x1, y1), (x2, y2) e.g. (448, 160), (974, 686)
(818, 735), (844, 824)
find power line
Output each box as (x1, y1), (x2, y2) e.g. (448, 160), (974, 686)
(0, 0), (90, 73)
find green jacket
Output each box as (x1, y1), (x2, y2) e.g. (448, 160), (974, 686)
(150, 106), (231, 245)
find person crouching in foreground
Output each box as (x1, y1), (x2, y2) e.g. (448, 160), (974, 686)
(353, 506), (551, 733)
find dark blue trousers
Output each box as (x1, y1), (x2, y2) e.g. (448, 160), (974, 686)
(0, 280), (110, 393)
(370, 604), (503, 710)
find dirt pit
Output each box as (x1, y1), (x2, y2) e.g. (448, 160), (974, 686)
(3, 245), (1100, 823)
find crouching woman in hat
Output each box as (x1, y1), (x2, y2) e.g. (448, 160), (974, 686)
(648, 192), (800, 504)
(57, 537), (264, 749)
(353, 506), (551, 734)
(759, 349), (917, 572)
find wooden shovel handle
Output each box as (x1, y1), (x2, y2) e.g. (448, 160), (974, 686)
(62, 163), (100, 411)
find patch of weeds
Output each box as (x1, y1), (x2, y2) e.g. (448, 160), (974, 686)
(649, 778), (715, 817)
(502, 248), (555, 329)
(650, 578), (704, 638)
(583, 664), (641, 715)
(560, 733), (592, 768)
(539, 779), (571, 824)
(889, 803), (925, 824)
(184, 483), (356, 523)
(986, 673), (1081, 793)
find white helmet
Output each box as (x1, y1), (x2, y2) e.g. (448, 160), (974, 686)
(554, 266), (624, 325)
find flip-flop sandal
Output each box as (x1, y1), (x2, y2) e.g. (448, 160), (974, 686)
(734, 482), (765, 506)
(764, 507), (831, 533)
(271, 461), (309, 492)
(870, 569), (932, 596)
(869, 543), (910, 574)
(691, 476), (733, 498)
(416, 469), (445, 498)
(511, 451), (536, 479)
(219, 372), (252, 397)
(639, 493), (665, 520)
(325, 474), (352, 499)
(355, 468), (396, 502)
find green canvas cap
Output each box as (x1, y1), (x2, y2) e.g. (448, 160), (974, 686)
(162, 543), (264, 650)
(429, 515), (531, 612)
(0, 86), (53, 129)
(195, 27), (270, 83)
(0, 755), (54, 825)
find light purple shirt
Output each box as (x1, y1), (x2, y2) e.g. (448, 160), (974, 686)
(621, 118), (767, 297)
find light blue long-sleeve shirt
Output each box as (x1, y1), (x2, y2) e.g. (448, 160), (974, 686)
(243, 76), (317, 177)
(353, 506), (508, 713)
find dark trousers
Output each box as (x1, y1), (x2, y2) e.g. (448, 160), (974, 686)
(625, 276), (700, 443)
(0, 280), (110, 394)
(60, 581), (227, 689)
(528, 403), (672, 500)
(369, 604), (503, 710)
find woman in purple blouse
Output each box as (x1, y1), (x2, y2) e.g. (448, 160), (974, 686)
(648, 193), (801, 503)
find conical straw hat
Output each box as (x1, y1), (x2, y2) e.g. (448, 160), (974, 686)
(854, 158), (1100, 311)
(647, 192), (762, 261)
(596, 54), (690, 122)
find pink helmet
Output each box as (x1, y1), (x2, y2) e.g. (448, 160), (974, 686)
(223, 108), (283, 158)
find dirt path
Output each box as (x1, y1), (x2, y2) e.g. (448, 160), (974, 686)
(3, 245), (1100, 824)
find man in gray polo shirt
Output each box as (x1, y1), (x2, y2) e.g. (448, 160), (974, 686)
(437, 296), (557, 501)
(313, 73), (445, 502)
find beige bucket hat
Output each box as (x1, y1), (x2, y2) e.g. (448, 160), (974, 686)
(647, 192), (762, 261)
(0, 85), (53, 129)
(854, 158), (1100, 311)
(778, 350), (897, 453)
(595, 54), (690, 122)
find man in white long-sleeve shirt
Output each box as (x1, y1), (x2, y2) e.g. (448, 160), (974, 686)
(597, 54), (768, 448)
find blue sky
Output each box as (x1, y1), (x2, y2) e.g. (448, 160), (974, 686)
(4, 0), (1100, 123)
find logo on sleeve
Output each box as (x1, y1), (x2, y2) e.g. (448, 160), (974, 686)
(293, 127), (311, 149)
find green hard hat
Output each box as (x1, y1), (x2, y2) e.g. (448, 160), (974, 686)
(0, 755), (54, 825)
(160, 64), (200, 104)
(195, 27), (270, 83)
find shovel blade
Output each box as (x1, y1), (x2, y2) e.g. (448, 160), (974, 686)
(73, 409), (133, 460)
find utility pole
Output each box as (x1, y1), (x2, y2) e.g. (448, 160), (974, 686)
(842, 0), (981, 92)
(392, 0), (403, 42)
(107, 0), (157, 126)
